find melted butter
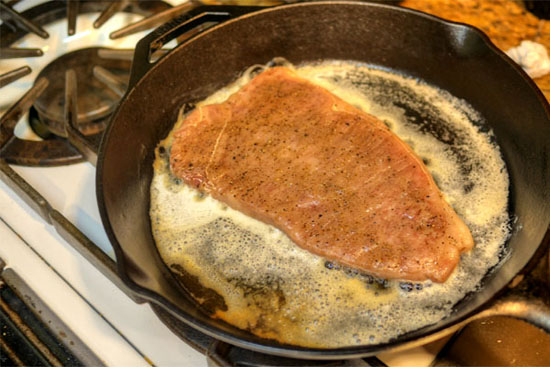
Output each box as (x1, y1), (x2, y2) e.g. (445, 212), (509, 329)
(150, 60), (510, 348)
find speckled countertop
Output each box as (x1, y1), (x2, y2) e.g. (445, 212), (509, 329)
(401, 0), (550, 102)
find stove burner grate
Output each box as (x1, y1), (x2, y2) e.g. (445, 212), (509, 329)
(0, 0), (171, 166)
(33, 47), (131, 138)
(0, 65), (31, 88)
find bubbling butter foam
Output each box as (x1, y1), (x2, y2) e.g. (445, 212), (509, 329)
(150, 60), (510, 348)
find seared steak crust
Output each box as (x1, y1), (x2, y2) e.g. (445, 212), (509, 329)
(170, 67), (474, 282)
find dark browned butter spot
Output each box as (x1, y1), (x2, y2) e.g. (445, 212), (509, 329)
(170, 263), (227, 314)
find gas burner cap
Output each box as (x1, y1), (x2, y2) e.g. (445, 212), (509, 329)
(32, 47), (131, 137)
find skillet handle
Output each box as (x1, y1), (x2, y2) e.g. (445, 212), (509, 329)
(473, 243), (550, 332)
(129, 5), (265, 89)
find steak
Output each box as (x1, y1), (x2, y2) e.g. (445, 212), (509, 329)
(169, 67), (474, 282)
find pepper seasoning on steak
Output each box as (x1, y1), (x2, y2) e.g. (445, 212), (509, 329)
(170, 67), (474, 282)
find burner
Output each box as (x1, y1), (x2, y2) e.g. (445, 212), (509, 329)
(33, 47), (131, 137)
(0, 0), (171, 166)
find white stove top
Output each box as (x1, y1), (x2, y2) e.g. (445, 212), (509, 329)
(0, 165), (206, 366)
(0, 1), (442, 365)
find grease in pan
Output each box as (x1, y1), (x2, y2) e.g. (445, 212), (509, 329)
(150, 60), (510, 348)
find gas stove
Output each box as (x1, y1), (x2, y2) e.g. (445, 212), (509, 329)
(1, 1), (548, 366)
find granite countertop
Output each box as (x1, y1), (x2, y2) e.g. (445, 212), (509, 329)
(401, 0), (550, 102)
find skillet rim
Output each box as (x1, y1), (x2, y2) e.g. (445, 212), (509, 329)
(96, 0), (550, 359)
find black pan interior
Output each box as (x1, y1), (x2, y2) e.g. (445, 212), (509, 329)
(97, 1), (550, 358)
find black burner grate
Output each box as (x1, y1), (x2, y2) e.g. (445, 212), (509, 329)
(0, 0), (171, 166)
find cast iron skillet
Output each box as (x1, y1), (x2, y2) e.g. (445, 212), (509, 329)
(97, 1), (550, 359)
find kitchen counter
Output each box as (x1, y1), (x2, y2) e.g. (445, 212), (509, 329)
(401, 0), (550, 102)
